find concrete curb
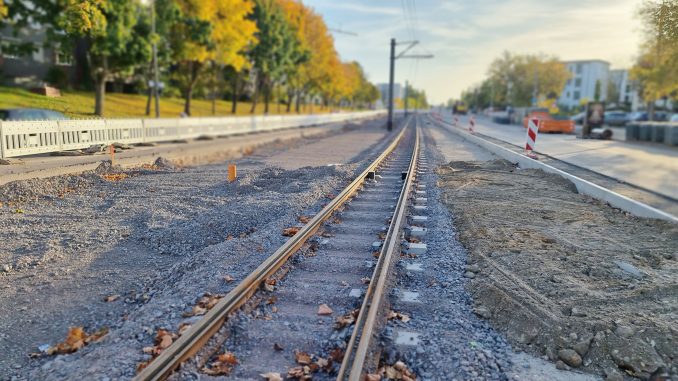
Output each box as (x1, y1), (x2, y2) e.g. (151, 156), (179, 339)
(430, 117), (678, 223)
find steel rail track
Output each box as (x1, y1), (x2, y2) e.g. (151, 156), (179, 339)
(338, 117), (421, 380)
(134, 116), (413, 381)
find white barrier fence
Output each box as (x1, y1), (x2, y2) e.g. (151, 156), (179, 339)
(0, 111), (384, 159)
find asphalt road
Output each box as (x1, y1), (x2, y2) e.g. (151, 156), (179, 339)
(447, 113), (678, 201)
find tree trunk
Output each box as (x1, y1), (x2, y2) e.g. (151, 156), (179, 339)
(286, 89), (293, 113)
(145, 86), (152, 116)
(94, 76), (106, 117)
(231, 72), (240, 114)
(263, 79), (271, 114)
(184, 61), (202, 116)
(295, 89), (301, 113)
(250, 75), (260, 114)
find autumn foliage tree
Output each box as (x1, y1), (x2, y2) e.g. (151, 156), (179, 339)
(166, 0), (257, 115)
(58, 0), (152, 116)
(630, 0), (678, 116)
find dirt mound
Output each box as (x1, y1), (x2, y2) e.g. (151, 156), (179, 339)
(437, 160), (678, 380)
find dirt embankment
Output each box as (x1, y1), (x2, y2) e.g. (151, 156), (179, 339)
(437, 160), (677, 381)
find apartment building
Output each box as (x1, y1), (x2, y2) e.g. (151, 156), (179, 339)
(558, 60), (610, 108)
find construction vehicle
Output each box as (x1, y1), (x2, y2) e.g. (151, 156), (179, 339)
(452, 101), (468, 115)
(523, 110), (575, 133)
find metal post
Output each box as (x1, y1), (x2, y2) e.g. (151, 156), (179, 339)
(387, 38), (395, 131)
(404, 80), (409, 117)
(151, 0), (160, 118)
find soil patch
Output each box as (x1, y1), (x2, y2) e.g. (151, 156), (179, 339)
(437, 159), (678, 380)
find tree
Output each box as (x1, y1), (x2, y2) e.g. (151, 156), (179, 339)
(0, 1), (7, 19)
(249, 0), (299, 114)
(167, 0), (256, 115)
(58, 0), (152, 116)
(630, 0), (678, 118)
(467, 51), (570, 109)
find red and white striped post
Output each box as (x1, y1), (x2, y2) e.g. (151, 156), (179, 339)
(468, 116), (475, 133)
(525, 118), (540, 158)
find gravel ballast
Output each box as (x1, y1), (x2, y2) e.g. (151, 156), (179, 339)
(0, 121), (392, 380)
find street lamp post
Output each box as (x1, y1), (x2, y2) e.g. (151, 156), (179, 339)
(151, 0), (160, 118)
(386, 39), (433, 131)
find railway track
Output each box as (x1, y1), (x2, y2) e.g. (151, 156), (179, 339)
(135, 115), (427, 380)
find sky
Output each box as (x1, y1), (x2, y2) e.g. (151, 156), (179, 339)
(304, 0), (644, 104)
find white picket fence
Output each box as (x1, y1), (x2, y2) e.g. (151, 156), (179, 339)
(0, 111), (384, 159)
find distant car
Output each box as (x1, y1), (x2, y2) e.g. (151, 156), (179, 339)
(604, 111), (628, 126)
(570, 112), (585, 125)
(0, 108), (68, 121)
(627, 111), (648, 123)
(670, 114), (678, 122)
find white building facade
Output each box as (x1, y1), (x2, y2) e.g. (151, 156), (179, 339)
(558, 60), (610, 109)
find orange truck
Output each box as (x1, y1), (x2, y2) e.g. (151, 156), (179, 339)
(523, 111), (575, 133)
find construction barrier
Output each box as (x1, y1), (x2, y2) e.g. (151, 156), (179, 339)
(525, 118), (539, 152)
(626, 122), (678, 146)
(0, 111), (384, 159)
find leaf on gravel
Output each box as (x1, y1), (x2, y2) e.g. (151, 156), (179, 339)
(298, 215), (312, 224)
(317, 304), (333, 315)
(202, 351), (238, 375)
(282, 227), (301, 237)
(387, 311), (411, 323)
(334, 309), (359, 329)
(361, 277), (371, 284)
(266, 296), (278, 305)
(14, 209), (24, 214)
(263, 278), (277, 292)
(329, 348), (344, 362)
(379, 361), (416, 381)
(157, 330), (174, 349)
(101, 173), (129, 182)
(365, 374), (381, 381)
(223, 274), (235, 283)
(183, 293), (223, 317)
(295, 350), (312, 365)
(104, 294), (120, 302)
(273, 342), (284, 351)
(46, 326), (109, 355)
(260, 372), (283, 381)
(373, 251), (381, 258)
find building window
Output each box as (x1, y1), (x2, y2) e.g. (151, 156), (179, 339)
(575, 78), (582, 87)
(56, 49), (73, 66)
(566, 79), (571, 86)
(574, 91), (580, 100)
(576, 63), (583, 74)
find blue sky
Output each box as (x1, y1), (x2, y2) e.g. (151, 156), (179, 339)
(304, 0), (642, 104)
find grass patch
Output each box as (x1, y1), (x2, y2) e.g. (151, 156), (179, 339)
(0, 86), (336, 119)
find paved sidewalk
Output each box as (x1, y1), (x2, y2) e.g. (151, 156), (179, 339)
(448, 114), (678, 200)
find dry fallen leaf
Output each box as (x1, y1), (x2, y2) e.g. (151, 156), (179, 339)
(334, 309), (359, 329)
(202, 351), (238, 375)
(387, 310), (411, 323)
(101, 173), (129, 182)
(260, 372), (283, 381)
(263, 278), (276, 292)
(223, 274), (235, 283)
(295, 350), (312, 365)
(183, 293), (223, 317)
(104, 294), (120, 302)
(46, 326), (109, 355)
(298, 215), (312, 224)
(317, 304), (333, 316)
(282, 227), (301, 237)
(361, 277), (371, 284)
(273, 342), (284, 351)
(366, 374), (381, 381)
